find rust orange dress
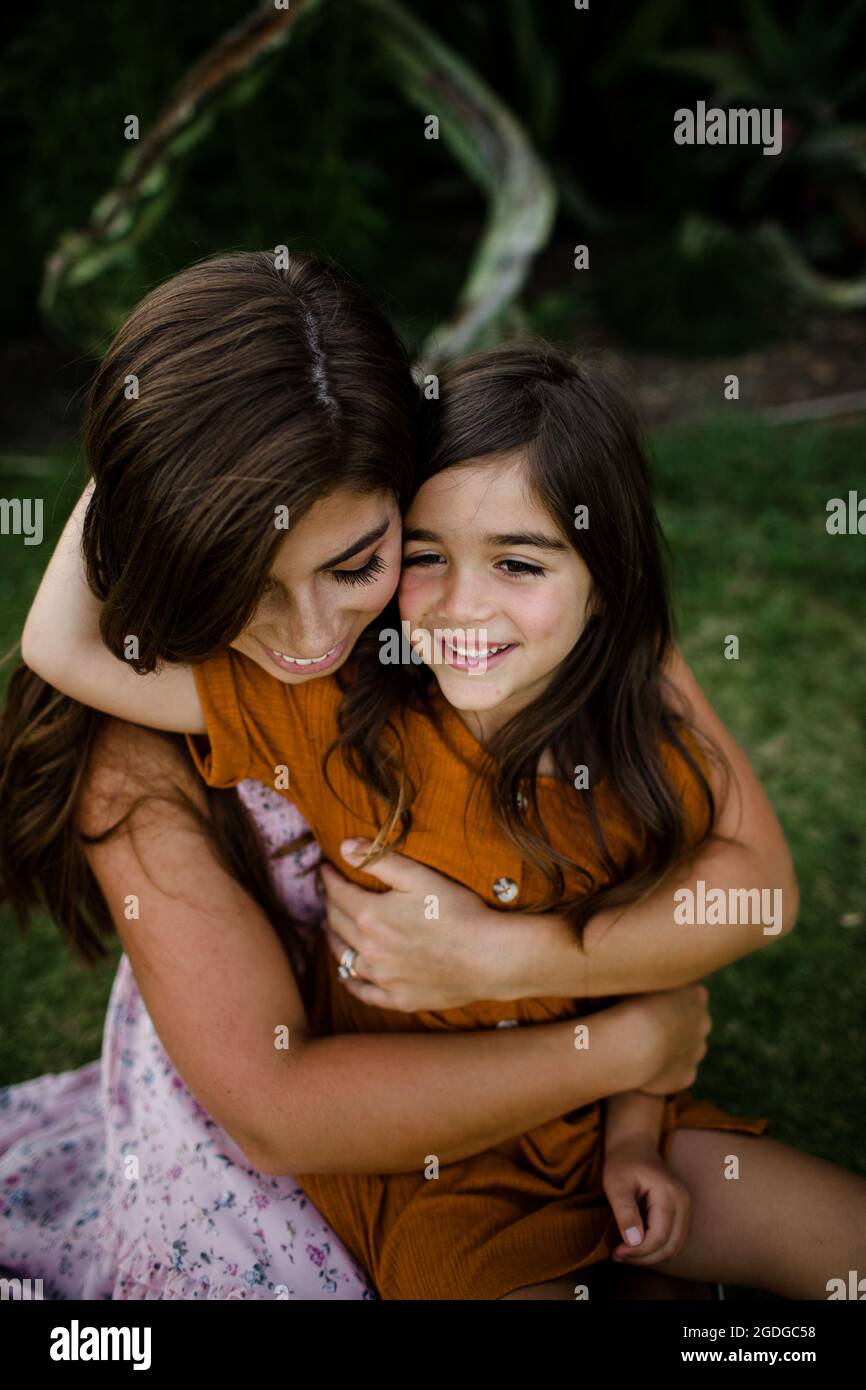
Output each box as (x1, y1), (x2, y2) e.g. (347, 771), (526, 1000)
(186, 649), (769, 1300)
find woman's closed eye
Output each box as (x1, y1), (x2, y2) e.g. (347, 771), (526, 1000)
(330, 553), (388, 586)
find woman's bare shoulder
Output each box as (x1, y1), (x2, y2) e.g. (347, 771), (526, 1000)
(78, 716), (208, 839)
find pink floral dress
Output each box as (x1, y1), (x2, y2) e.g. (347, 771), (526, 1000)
(0, 783), (376, 1300)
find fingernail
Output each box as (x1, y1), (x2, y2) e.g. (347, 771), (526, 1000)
(625, 1227), (642, 1246)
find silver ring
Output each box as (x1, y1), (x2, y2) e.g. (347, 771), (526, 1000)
(338, 947), (360, 981)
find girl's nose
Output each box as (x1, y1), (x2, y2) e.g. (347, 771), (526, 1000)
(437, 568), (496, 627)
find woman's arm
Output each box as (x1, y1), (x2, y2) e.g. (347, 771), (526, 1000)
(80, 719), (697, 1178)
(21, 482), (204, 733)
(322, 646), (798, 1009)
(502, 644), (799, 998)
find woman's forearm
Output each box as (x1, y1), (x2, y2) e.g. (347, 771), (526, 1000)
(496, 837), (798, 1000)
(493, 644), (799, 1001)
(254, 1002), (651, 1176)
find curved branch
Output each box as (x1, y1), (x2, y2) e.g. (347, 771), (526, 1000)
(755, 220), (866, 310)
(361, 0), (557, 373)
(40, 0), (323, 324)
(40, 0), (555, 368)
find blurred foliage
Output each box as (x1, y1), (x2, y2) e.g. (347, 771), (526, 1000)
(591, 215), (800, 354)
(2, 0), (866, 359)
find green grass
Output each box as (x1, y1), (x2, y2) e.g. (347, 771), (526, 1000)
(651, 412), (866, 1173)
(0, 456), (123, 1084)
(1, 418), (864, 1184)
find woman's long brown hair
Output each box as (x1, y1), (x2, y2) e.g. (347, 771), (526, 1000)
(330, 339), (724, 943)
(0, 249), (417, 963)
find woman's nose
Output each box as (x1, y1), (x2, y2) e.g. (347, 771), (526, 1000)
(273, 591), (340, 655)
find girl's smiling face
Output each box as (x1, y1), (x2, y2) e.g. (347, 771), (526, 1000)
(399, 453), (594, 741)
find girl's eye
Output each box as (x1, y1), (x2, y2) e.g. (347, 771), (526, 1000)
(402, 551), (443, 568)
(496, 559), (545, 577)
(402, 553), (545, 576)
(330, 553), (387, 586)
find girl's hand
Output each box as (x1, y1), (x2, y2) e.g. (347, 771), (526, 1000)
(603, 1136), (691, 1265)
(319, 840), (510, 1012)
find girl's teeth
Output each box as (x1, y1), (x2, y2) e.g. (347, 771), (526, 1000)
(448, 641), (510, 658)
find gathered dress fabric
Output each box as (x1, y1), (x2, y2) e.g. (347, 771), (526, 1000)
(0, 780), (374, 1300)
(184, 649), (770, 1301)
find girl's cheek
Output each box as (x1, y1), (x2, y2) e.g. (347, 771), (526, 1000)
(511, 591), (557, 641)
(515, 587), (579, 648)
(397, 571), (428, 621)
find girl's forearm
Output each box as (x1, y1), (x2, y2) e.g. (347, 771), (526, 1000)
(255, 1003), (652, 1176)
(496, 839), (798, 1000)
(21, 480), (98, 684)
(604, 1091), (664, 1154)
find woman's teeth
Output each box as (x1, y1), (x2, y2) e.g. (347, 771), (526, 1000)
(274, 644), (337, 666)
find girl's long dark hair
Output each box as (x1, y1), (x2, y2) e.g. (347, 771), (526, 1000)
(331, 339), (724, 942)
(0, 249), (418, 963)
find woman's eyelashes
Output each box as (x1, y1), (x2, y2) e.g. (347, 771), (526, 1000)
(403, 551), (546, 578)
(330, 552), (388, 586)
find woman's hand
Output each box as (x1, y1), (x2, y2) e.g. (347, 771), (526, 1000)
(319, 839), (511, 1012)
(634, 984), (712, 1095)
(603, 1136), (692, 1265)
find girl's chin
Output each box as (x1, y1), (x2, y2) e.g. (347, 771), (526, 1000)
(430, 669), (513, 711)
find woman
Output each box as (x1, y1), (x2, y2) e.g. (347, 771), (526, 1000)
(2, 251), (795, 1299)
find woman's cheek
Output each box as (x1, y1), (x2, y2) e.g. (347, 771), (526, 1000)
(369, 567), (401, 612)
(356, 548), (402, 614)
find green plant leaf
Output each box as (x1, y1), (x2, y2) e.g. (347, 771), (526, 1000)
(644, 48), (765, 104)
(741, 0), (797, 81)
(594, 0), (689, 85)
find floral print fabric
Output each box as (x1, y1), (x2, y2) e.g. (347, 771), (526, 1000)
(0, 781), (375, 1300)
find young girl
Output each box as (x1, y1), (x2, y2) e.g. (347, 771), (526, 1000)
(21, 329), (865, 1296)
(5, 251), (737, 1300)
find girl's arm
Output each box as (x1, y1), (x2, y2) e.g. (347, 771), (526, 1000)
(604, 1092), (664, 1154)
(602, 1092), (681, 1262)
(80, 719), (700, 1178)
(21, 482), (204, 733)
